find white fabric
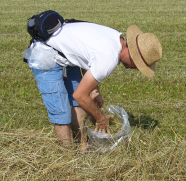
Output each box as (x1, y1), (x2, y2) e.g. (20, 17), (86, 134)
(46, 22), (122, 82)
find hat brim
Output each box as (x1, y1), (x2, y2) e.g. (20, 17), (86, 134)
(127, 25), (155, 78)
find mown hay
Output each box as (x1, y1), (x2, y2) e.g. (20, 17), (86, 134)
(0, 127), (185, 180)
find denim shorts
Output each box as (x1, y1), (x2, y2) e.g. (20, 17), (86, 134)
(31, 63), (82, 124)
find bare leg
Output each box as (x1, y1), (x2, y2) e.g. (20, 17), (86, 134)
(54, 124), (73, 146)
(71, 106), (88, 152)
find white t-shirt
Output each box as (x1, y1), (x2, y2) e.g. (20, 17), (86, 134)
(47, 22), (122, 82)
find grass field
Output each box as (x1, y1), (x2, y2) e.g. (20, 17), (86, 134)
(0, 0), (186, 180)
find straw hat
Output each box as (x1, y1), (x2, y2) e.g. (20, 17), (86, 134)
(127, 25), (162, 78)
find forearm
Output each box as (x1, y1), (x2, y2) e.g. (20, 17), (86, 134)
(74, 94), (104, 123)
(73, 69), (104, 124)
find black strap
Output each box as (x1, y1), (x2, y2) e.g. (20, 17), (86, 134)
(64, 19), (87, 23)
(43, 42), (67, 59)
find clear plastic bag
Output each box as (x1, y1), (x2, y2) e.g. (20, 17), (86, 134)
(87, 105), (131, 153)
(22, 41), (57, 70)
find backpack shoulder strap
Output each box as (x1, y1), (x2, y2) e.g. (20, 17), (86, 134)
(64, 19), (87, 23)
(43, 42), (67, 59)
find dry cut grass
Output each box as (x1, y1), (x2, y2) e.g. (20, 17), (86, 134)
(0, 127), (185, 180)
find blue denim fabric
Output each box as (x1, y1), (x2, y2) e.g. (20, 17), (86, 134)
(31, 63), (82, 124)
(64, 66), (82, 106)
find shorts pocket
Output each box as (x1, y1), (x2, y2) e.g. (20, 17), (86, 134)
(38, 82), (68, 113)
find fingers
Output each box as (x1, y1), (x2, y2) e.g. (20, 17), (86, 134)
(106, 115), (113, 119)
(101, 129), (106, 133)
(106, 127), (111, 134)
(94, 124), (110, 134)
(91, 93), (103, 108)
(94, 115), (111, 134)
(95, 125), (99, 132)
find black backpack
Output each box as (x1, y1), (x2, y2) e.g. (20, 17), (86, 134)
(27, 10), (64, 41)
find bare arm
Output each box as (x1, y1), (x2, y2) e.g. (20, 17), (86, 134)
(73, 69), (110, 132)
(81, 69), (103, 108)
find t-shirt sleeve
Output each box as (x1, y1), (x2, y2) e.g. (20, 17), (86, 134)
(89, 52), (118, 82)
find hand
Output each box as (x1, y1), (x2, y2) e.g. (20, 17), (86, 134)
(91, 90), (103, 108)
(95, 115), (112, 134)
